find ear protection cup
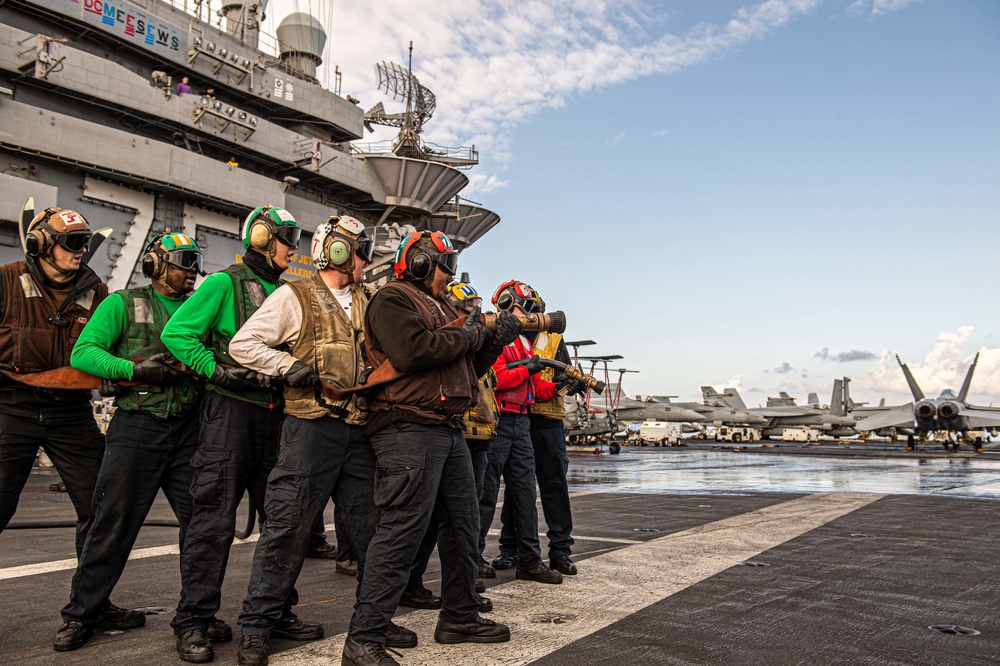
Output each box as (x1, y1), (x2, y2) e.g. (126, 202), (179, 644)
(25, 229), (48, 257)
(140, 252), (160, 278)
(249, 220), (273, 249)
(328, 238), (351, 265)
(408, 252), (431, 280)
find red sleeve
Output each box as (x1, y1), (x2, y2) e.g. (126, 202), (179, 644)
(532, 375), (558, 402)
(493, 349), (529, 390)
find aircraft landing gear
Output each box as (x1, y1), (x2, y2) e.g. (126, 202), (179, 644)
(608, 441), (621, 455)
(906, 434), (915, 451)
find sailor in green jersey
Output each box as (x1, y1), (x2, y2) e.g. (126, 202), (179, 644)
(162, 205), (320, 664)
(55, 233), (205, 653)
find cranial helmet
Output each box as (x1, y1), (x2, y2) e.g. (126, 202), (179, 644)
(393, 230), (458, 286)
(241, 205), (301, 252)
(492, 280), (544, 314)
(446, 281), (482, 311)
(311, 215), (374, 282)
(25, 208), (92, 258)
(141, 232), (204, 280)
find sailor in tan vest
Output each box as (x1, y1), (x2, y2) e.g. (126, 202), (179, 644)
(228, 215), (414, 666)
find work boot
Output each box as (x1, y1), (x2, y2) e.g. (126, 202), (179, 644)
(95, 602), (147, 629)
(434, 616), (511, 644)
(305, 542), (339, 559)
(478, 555), (496, 578)
(476, 593), (493, 613)
(272, 613), (324, 640)
(176, 628), (214, 663)
(341, 637), (400, 666)
(237, 635), (269, 666)
(399, 584), (441, 610)
(516, 563), (563, 584)
(491, 551), (518, 570)
(53, 621), (93, 652)
(551, 554), (578, 576)
(336, 559), (359, 576)
(207, 618), (234, 642)
(385, 621), (417, 648)
(475, 576), (486, 593)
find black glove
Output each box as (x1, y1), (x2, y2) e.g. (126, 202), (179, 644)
(0, 362), (16, 372)
(523, 355), (545, 375)
(284, 360), (319, 388)
(358, 366), (375, 385)
(209, 365), (272, 391)
(132, 352), (186, 384)
(98, 377), (125, 397)
(557, 378), (587, 397)
(492, 310), (523, 347)
(463, 305), (486, 353)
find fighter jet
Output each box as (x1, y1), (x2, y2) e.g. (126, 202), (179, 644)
(642, 395), (768, 427)
(588, 386), (707, 426)
(703, 381), (859, 438)
(854, 353), (1000, 451)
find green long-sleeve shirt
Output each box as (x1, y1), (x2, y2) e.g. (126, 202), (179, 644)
(71, 289), (185, 379)
(160, 270), (278, 378)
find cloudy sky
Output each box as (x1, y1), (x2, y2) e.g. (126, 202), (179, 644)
(263, 0), (1000, 407)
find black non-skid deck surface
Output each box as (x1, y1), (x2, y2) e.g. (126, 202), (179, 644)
(2, 469), (999, 664)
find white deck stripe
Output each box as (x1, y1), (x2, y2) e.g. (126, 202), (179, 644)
(272, 492), (884, 666)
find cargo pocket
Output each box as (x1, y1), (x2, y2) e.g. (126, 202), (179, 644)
(373, 454), (425, 511)
(264, 467), (307, 528)
(189, 450), (230, 509)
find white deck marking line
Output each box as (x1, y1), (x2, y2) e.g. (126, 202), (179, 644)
(272, 492), (884, 666)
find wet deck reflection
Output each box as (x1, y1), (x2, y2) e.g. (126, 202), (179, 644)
(567, 449), (1000, 498)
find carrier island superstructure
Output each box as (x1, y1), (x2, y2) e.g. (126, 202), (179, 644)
(0, 0), (499, 287)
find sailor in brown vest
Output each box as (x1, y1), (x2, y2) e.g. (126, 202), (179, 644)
(0, 208), (136, 631)
(342, 231), (511, 666)
(228, 215), (415, 666)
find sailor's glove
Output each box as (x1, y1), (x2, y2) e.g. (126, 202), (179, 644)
(523, 355), (545, 375)
(557, 378), (588, 397)
(0, 362), (16, 372)
(284, 360), (320, 388)
(132, 353), (186, 384)
(463, 305), (487, 353)
(98, 377), (125, 397)
(358, 366), (375, 385)
(210, 365), (272, 391)
(493, 310), (523, 347)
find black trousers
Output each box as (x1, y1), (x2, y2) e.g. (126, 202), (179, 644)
(62, 409), (199, 624)
(171, 392), (286, 634)
(348, 422), (479, 644)
(239, 416), (377, 635)
(0, 405), (105, 557)
(478, 413), (543, 569)
(498, 423), (574, 559)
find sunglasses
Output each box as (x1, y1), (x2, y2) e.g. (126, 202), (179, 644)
(53, 231), (92, 253)
(163, 249), (204, 273)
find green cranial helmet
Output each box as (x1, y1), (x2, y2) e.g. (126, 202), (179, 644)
(241, 205), (301, 251)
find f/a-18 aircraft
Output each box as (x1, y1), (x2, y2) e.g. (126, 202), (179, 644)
(854, 353), (1000, 451)
(703, 380), (859, 438)
(641, 395), (768, 427)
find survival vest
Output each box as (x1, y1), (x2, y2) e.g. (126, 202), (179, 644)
(528, 331), (566, 420)
(0, 260), (107, 401)
(284, 274), (368, 424)
(207, 262), (283, 408)
(110, 285), (202, 419)
(464, 368), (499, 440)
(494, 335), (535, 414)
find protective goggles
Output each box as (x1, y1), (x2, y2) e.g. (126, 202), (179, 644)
(355, 234), (375, 263)
(163, 249), (204, 273)
(273, 224), (302, 248)
(495, 281), (542, 313)
(53, 231), (93, 253)
(434, 251), (459, 276)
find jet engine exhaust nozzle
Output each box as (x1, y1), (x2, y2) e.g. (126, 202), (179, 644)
(937, 401), (960, 420)
(915, 401), (936, 419)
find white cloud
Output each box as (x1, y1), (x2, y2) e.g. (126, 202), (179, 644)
(855, 326), (1000, 404)
(847, 0), (921, 18)
(265, 0), (826, 194)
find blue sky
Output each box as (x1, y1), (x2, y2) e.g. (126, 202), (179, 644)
(266, 0), (1000, 406)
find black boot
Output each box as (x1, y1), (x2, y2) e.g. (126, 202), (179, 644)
(272, 613), (324, 640)
(237, 635), (269, 666)
(398, 584), (441, 610)
(478, 555), (496, 578)
(491, 551), (518, 570)
(341, 637), (400, 666)
(207, 618), (233, 642)
(551, 554), (578, 575)
(53, 621), (93, 652)
(95, 602), (146, 629)
(176, 628), (214, 663)
(516, 563), (563, 584)
(385, 621), (417, 649)
(434, 616), (511, 644)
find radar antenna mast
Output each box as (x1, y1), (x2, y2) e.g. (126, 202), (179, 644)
(364, 42), (437, 159)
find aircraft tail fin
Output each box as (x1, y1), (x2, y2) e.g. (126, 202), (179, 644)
(897, 355), (925, 401)
(879, 398), (885, 407)
(831, 379), (845, 416)
(807, 392), (820, 408)
(722, 387), (747, 410)
(958, 352), (980, 402)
